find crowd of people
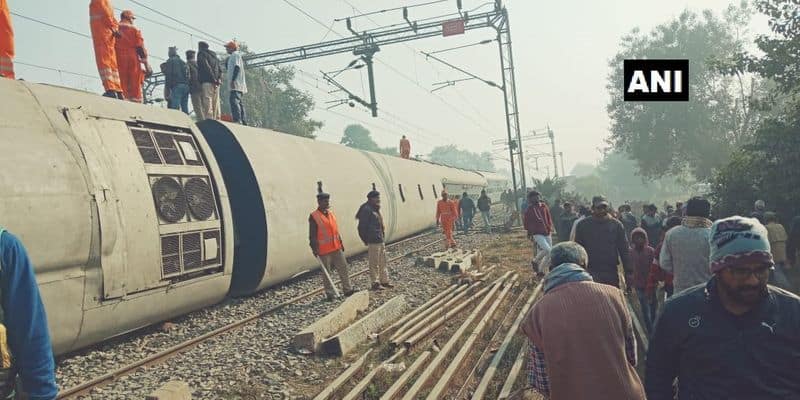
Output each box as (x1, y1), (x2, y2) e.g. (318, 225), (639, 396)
(519, 190), (800, 399)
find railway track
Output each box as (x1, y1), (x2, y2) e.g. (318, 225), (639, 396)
(57, 230), (446, 399)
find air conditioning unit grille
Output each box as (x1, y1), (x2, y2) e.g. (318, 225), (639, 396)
(185, 178), (215, 221)
(161, 235), (181, 276)
(131, 129), (162, 164)
(182, 232), (202, 270)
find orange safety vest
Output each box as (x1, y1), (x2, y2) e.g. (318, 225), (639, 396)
(311, 209), (343, 256)
(0, 0), (14, 79)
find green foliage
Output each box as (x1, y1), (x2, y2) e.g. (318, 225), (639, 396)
(428, 145), (495, 172)
(711, 112), (800, 220)
(606, 7), (765, 180)
(747, 0), (800, 93)
(567, 151), (693, 206)
(340, 124), (398, 155)
(220, 46), (322, 138)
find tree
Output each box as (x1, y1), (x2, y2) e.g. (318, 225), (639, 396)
(747, 0), (800, 93)
(428, 145), (495, 171)
(220, 45), (322, 138)
(340, 124), (399, 156)
(606, 6), (765, 180)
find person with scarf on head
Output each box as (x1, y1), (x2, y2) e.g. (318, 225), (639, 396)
(659, 197), (713, 294)
(629, 227), (656, 332)
(521, 242), (644, 400)
(646, 216), (800, 400)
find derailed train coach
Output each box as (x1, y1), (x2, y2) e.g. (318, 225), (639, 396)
(0, 78), (499, 354)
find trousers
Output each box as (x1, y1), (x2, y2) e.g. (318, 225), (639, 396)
(318, 250), (352, 297)
(532, 234), (552, 273)
(441, 218), (456, 248)
(168, 83), (190, 114)
(230, 90), (247, 125)
(462, 212), (473, 233)
(367, 243), (390, 284)
(480, 210), (491, 232)
(190, 90), (203, 119)
(200, 82), (220, 120)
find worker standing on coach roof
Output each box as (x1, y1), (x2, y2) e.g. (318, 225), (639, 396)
(436, 191), (458, 249)
(399, 135), (411, 159)
(309, 193), (354, 300)
(0, 227), (58, 399)
(646, 216), (800, 399)
(115, 10), (151, 103)
(89, 0), (123, 99)
(185, 50), (203, 119)
(0, 0), (15, 79)
(356, 191), (394, 290)
(224, 41), (247, 125)
(163, 46), (189, 114)
(197, 41), (222, 120)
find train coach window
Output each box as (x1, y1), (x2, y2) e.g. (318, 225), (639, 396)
(398, 184), (405, 202)
(432, 185), (437, 198)
(417, 184), (424, 200)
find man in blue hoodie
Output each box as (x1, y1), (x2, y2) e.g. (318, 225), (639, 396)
(0, 227), (57, 399)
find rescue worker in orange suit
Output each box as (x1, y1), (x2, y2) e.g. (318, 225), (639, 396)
(399, 135), (411, 159)
(0, 0), (14, 79)
(89, 0), (123, 98)
(436, 191), (459, 249)
(309, 192), (355, 300)
(115, 10), (151, 103)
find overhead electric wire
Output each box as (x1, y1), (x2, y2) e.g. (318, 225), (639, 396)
(339, 0), (498, 135)
(15, 60), (99, 80)
(334, 0), (448, 21)
(125, 0), (227, 45)
(10, 10), (165, 62)
(283, 0), (498, 139)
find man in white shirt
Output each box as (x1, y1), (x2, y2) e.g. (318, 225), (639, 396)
(225, 41), (247, 125)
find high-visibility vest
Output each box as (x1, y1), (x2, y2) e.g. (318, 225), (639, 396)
(311, 210), (343, 256)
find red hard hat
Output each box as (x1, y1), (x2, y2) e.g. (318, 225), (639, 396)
(225, 41), (238, 50)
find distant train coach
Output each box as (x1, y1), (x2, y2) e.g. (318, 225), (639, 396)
(0, 79), (505, 354)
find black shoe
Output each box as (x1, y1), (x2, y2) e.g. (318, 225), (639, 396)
(371, 282), (384, 291)
(344, 289), (356, 297)
(102, 90), (117, 98)
(381, 282), (395, 289)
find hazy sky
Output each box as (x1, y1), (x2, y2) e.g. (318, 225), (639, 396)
(11, 0), (769, 180)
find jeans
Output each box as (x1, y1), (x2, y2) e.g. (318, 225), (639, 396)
(168, 83), (190, 114)
(230, 90), (246, 125)
(636, 288), (653, 333)
(531, 234), (552, 273)
(462, 212), (473, 233)
(480, 210), (491, 232)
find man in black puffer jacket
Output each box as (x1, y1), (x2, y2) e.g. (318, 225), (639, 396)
(356, 190), (393, 291)
(646, 216), (800, 400)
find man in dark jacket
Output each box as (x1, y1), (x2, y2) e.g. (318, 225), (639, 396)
(640, 204), (662, 247)
(574, 195), (631, 288)
(619, 204), (638, 242)
(185, 49), (203, 119)
(646, 216), (800, 400)
(196, 41), (222, 120)
(556, 202), (578, 243)
(458, 192), (476, 233)
(476, 190), (492, 233)
(356, 190), (393, 290)
(163, 46), (189, 114)
(524, 191), (553, 273)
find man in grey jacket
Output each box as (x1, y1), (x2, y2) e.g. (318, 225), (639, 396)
(659, 197), (713, 294)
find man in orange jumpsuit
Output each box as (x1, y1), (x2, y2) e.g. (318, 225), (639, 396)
(0, 0), (14, 79)
(399, 135), (411, 159)
(115, 10), (151, 103)
(89, 0), (123, 98)
(436, 191), (459, 249)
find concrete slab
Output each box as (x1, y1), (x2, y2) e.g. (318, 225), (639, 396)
(293, 291), (369, 353)
(322, 295), (408, 356)
(146, 381), (192, 400)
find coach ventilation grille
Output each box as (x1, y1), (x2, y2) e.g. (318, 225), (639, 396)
(128, 122), (225, 281)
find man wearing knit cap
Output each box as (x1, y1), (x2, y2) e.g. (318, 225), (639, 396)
(646, 216), (800, 400)
(659, 196), (713, 294)
(356, 190), (393, 290)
